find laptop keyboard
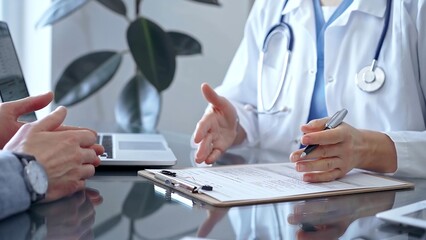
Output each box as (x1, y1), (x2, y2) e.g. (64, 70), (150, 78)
(98, 134), (113, 158)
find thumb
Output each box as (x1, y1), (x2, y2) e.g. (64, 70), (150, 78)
(32, 106), (67, 132)
(201, 83), (227, 109)
(201, 83), (237, 124)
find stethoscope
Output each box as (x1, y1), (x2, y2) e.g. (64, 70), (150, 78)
(356, 0), (391, 93)
(252, 0), (392, 115)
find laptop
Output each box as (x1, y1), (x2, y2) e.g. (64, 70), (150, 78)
(0, 21), (177, 166)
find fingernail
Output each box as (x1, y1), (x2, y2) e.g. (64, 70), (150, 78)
(303, 175), (312, 182)
(290, 153), (297, 162)
(301, 136), (309, 145)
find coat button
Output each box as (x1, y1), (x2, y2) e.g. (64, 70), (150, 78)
(327, 76), (334, 83)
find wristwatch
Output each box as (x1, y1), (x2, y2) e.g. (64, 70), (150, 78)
(13, 153), (48, 203)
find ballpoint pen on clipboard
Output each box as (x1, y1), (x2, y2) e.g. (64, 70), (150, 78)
(154, 170), (213, 194)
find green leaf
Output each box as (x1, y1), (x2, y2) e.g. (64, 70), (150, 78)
(36, 0), (90, 28)
(186, 0), (221, 6)
(168, 31), (202, 56)
(122, 182), (165, 220)
(115, 74), (160, 133)
(54, 51), (122, 106)
(127, 17), (176, 93)
(96, 0), (127, 16)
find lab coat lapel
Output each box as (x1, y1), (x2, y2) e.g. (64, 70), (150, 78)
(331, 0), (388, 27)
(282, 0), (316, 45)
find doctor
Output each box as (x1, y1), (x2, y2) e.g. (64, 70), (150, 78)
(193, 0), (426, 182)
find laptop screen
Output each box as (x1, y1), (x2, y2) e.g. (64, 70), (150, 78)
(0, 21), (36, 122)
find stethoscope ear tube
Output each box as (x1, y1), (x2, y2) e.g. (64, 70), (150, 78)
(262, 23), (294, 52)
(258, 50), (291, 112)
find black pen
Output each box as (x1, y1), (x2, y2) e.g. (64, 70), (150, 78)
(300, 109), (348, 158)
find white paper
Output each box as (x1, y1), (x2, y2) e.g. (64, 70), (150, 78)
(147, 163), (408, 202)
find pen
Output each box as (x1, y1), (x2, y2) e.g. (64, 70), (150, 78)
(300, 108), (348, 158)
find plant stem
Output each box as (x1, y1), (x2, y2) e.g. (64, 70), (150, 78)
(136, 0), (142, 17)
(134, 0), (143, 75)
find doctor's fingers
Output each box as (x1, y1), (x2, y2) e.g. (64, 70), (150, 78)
(301, 118), (329, 133)
(205, 149), (223, 164)
(291, 143), (342, 162)
(302, 167), (344, 183)
(194, 113), (212, 143)
(195, 135), (224, 164)
(300, 126), (346, 146)
(296, 156), (346, 173)
(195, 134), (214, 163)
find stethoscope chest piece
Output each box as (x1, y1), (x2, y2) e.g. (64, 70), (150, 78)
(356, 65), (385, 92)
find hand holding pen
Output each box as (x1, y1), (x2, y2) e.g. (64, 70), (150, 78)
(300, 109), (348, 158)
(289, 108), (360, 183)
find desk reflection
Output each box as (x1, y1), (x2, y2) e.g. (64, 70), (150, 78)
(196, 191), (396, 239)
(0, 188), (102, 240)
(288, 191), (395, 239)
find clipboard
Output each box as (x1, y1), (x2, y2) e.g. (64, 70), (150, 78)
(138, 163), (414, 207)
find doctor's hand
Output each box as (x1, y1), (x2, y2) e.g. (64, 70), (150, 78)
(4, 106), (104, 202)
(289, 117), (397, 182)
(0, 92), (53, 148)
(193, 83), (245, 164)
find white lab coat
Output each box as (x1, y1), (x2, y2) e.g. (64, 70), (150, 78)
(215, 0), (426, 178)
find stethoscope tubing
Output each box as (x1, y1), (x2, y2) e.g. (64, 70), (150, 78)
(374, 0), (392, 62)
(256, 0), (393, 114)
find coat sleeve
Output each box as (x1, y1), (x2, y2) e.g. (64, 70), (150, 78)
(386, 0), (426, 178)
(0, 151), (31, 220)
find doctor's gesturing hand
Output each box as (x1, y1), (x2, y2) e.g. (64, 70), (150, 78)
(289, 117), (398, 183)
(193, 83), (246, 164)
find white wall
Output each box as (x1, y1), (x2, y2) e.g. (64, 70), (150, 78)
(51, 0), (251, 134)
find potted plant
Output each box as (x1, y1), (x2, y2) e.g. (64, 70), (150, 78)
(37, 0), (220, 132)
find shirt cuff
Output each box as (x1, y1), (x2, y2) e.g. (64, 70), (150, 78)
(0, 151), (31, 220)
(384, 132), (411, 177)
(231, 101), (259, 148)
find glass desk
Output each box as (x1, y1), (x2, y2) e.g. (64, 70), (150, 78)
(1, 132), (425, 239)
